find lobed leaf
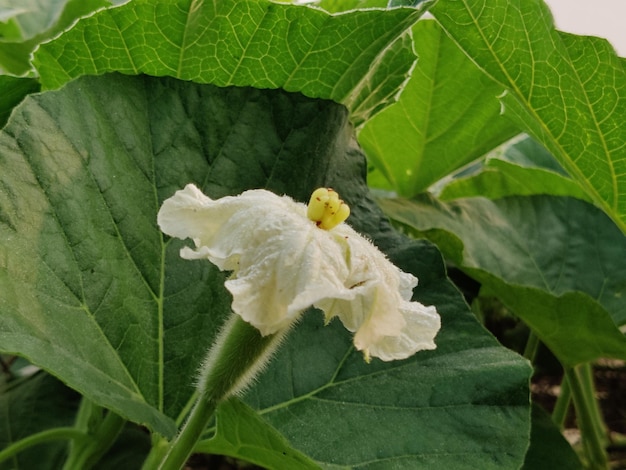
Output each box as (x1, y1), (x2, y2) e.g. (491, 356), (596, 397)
(430, 0), (626, 233)
(32, 0), (425, 126)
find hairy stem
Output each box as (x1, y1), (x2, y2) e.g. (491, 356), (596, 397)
(149, 314), (289, 470)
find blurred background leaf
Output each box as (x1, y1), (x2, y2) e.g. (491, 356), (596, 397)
(0, 0), (114, 75)
(438, 136), (592, 202)
(380, 194), (626, 366)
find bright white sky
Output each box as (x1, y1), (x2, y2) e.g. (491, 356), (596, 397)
(543, 0), (626, 56)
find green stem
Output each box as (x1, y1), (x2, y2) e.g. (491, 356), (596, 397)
(152, 314), (289, 470)
(523, 330), (540, 363)
(552, 374), (571, 430)
(62, 408), (126, 470)
(157, 394), (219, 469)
(0, 427), (86, 464)
(579, 363), (609, 449)
(565, 365), (608, 470)
(140, 435), (170, 470)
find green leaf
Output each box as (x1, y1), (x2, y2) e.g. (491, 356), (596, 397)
(0, 373), (79, 470)
(0, 73), (531, 466)
(233, 130), (532, 469)
(380, 194), (626, 366)
(242, 309), (531, 469)
(522, 404), (583, 470)
(0, 73), (355, 437)
(0, 75), (39, 128)
(0, 0), (112, 75)
(314, 0), (389, 13)
(358, 18), (519, 196)
(197, 399), (320, 470)
(439, 137), (592, 202)
(32, 0), (424, 126)
(430, 0), (626, 234)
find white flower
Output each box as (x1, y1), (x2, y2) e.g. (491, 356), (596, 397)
(157, 184), (440, 361)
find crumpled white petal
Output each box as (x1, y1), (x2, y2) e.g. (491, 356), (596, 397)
(158, 184), (441, 361)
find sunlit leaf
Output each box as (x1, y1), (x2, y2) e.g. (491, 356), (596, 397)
(359, 18), (519, 196)
(32, 0), (426, 126)
(429, 0), (626, 233)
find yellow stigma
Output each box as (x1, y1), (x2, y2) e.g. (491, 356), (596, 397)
(307, 187), (350, 230)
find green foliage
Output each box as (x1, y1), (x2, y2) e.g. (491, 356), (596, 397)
(380, 194), (626, 366)
(430, 0), (626, 234)
(439, 137), (593, 202)
(523, 405), (583, 470)
(0, 0), (113, 75)
(33, 0), (423, 126)
(0, 0), (624, 467)
(0, 373), (78, 470)
(360, 19), (518, 196)
(0, 73), (531, 467)
(0, 75), (39, 127)
(197, 399), (319, 470)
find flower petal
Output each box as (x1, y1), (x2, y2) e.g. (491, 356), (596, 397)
(159, 185), (352, 335)
(357, 302), (440, 361)
(316, 229), (439, 361)
(158, 184), (441, 359)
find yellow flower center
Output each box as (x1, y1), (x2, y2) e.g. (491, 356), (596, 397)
(307, 188), (350, 230)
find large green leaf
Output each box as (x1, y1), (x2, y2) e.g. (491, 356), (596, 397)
(0, 73), (351, 436)
(359, 18), (519, 196)
(0, 0), (112, 75)
(428, 0), (626, 233)
(0, 73), (531, 466)
(380, 194), (626, 366)
(32, 0), (424, 126)
(439, 136), (592, 202)
(200, 142), (534, 468)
